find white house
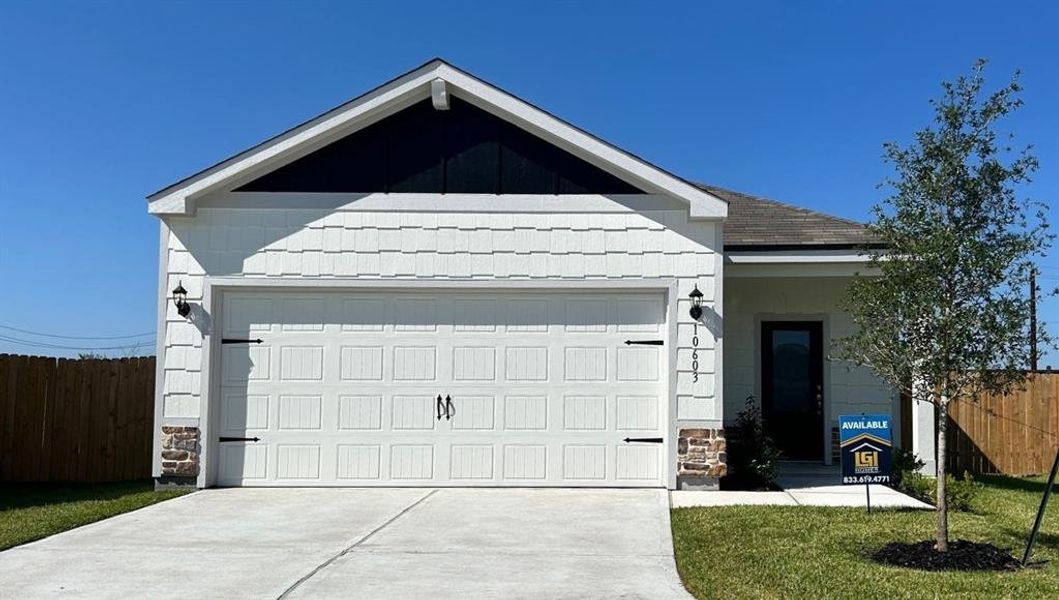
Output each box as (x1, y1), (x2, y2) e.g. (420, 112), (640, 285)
(148, 59), (935, 490)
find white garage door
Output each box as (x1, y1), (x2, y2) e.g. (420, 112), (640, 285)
(215, 290), (667, 487)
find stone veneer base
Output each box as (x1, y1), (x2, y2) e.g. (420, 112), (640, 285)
(154, 475), (199, 490)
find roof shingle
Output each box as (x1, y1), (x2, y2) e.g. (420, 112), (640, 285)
(697, 184), (879, 250)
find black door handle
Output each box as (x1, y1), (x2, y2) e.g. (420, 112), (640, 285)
(445, 395), (453, 421)
(436, 395), (444, 421)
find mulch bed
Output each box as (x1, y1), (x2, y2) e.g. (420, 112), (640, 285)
(871, 540), (1022, 572)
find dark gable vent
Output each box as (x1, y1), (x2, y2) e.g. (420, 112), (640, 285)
(236, 97), (644, 195)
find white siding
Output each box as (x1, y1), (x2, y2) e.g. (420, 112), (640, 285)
(157, 199), (723, 483)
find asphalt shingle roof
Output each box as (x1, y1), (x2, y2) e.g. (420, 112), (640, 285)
(696, 184), (879, 250)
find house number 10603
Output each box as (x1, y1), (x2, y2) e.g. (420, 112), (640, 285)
(691, 323), (700, 382)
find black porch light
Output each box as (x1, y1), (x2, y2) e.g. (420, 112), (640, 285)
(172, 282), (191, 318)
(688, 285), (704, 320)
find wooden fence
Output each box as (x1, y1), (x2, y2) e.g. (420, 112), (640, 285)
(947, 373), (1059, 476)
(0, 354), (156, 482)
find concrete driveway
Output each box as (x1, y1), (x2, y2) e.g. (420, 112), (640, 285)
(0, 488), (690, 599)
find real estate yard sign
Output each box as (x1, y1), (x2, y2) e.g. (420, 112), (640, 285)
(839, 414), (892, 485)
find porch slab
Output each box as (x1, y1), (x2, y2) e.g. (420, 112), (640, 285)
(670, 463), (934, 510)
(779, 462), (933, 509)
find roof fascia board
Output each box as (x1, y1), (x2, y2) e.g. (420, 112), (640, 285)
(435, 64), (726, 219)
(147, 62), (442, 215)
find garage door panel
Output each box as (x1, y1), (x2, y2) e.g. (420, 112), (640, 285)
(216, 290), (666, 487)
(340, 298), (386, 331)
(275, 444), (322, 480)
(616, 396), (661, 431)
(563, 445), (607, 480)
(277, 395), (323, 430)
(502, 445), (547, 480)
(449, 445), (495, 480)
(224, 297), (274, 335)
(450, 395), (496, 430)
(336, 444), (382, 479)
(391, 395), (438, 430)
(224, 346), (270, 382)
(504, 346), (548, 381)
(338, 396), (383, 430)
(278, 346), (324, 380)
(564, 347), (607, 381)
(221, 393), (270, 433)
(392, 347), (437, 380)
(616, 346), (661, 381)
(339, 346), (384, 380)
(390, 445), (435, 479)
(616, 445), (661, 480)
(563, 396), (607, 430)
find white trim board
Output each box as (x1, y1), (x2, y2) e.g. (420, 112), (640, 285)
(725, 250), (872, 264)
(147, 59), (727, 220)
(198, 192), (688, 213)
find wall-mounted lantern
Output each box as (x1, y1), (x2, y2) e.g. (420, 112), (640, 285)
(688, 285), (704, 320)
(172, 282), (191, 318)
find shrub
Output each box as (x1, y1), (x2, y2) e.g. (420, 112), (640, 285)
(723, 398), (781, 490)
(944, 472), (981, 512)
(891, 447), (926, 488)
(898, 470), (980, 511)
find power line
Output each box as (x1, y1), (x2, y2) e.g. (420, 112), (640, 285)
(0, 334), (156, 352)
(0, 324), (155, 340)
(951, 396), (1059, 441)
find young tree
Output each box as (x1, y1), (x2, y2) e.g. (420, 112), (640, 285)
(839, 60), (1050, 552)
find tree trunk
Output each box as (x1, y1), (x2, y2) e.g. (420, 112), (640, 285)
(935, 398), (949, 552)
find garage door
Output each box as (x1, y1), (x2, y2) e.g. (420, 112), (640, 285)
(215, 290), (667, 487)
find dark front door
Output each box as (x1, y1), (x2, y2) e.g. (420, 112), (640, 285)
(761, 321), (824, 460)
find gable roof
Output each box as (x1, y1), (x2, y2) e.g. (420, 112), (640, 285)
(698, 184), (879, 250)
(148, 58), (728, 218)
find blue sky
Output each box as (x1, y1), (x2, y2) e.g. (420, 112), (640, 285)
(1, 1), (1057, 359)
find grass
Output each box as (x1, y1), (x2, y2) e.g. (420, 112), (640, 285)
(672, 475), (1059, 599)
(0, 481), (190, 551)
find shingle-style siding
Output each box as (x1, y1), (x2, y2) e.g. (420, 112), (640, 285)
(160, 204), (723, 427)
(700, 184), (878, 249)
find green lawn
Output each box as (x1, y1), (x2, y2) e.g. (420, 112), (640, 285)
(0, 481), (190, 551)
(672, 476), (1059, 599)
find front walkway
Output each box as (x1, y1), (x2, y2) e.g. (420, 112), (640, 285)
(671, 462), (933, 509)
(0, 488), (691, 600)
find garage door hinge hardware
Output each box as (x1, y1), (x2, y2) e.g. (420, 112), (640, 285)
(623, 339), (663, 346)
(623, 437), (663, 444)
(221, 338), (264, 345)
(218, 436), (261, 443)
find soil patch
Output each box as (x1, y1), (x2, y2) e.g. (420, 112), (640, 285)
(871, 540), (1021, 572)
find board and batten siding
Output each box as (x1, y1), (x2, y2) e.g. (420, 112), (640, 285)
(155, 197), (724, 482)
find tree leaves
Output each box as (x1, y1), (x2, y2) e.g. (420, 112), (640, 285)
(838, 59), (1051, 404)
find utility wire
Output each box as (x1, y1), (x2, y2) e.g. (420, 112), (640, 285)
(0, 334), (155, 352)
(951, 396), (1059, 441)
(0, 324), (155, 340)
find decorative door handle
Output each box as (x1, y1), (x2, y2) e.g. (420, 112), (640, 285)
(815, 385), (823, 415)
(436, 395), (444, 421)
(445, 395), (454, 421)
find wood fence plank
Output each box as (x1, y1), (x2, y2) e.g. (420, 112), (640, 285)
(946, 373), (1059, 477)
(0, 356), (15, 479)
(38, 357), (58, 481)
